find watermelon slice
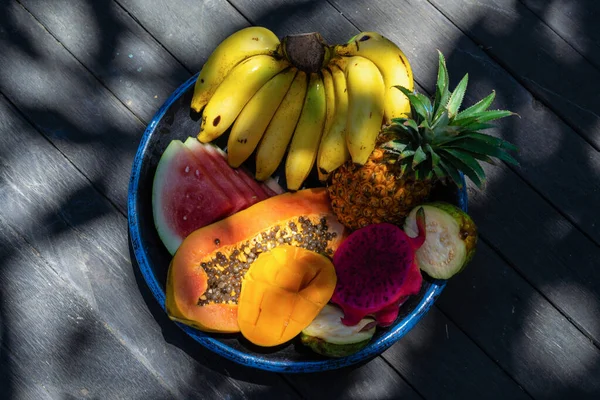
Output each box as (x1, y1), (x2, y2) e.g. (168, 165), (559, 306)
(205, 144), (269, 201)
(152, 140), (234, 255)
(184, 138), (251, 212)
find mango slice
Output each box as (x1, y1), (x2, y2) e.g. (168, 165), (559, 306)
(237, 245), (337, 347)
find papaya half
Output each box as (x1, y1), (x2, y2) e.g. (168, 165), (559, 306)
(165, 188), (348, 333)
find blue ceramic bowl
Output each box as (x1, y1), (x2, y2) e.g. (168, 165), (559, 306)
(128, 73), (468, 373)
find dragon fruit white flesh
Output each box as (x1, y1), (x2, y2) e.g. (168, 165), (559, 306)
(331, 208), (426, 327)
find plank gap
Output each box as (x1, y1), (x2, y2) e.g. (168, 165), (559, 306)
(378, 356), (427, 400)
(479, 234), (600, 351)
(433, 304), (534, 399)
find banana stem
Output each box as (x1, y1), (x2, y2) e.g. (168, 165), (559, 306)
(282, 33), (332, 73)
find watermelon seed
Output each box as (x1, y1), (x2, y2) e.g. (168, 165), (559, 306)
(185, 166), (190, 173)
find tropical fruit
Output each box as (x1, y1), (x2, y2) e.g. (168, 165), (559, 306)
(152, 140), (234, 255)
(191, 26), (281, 113)
(186, 138), (268, 202)
(301, 304), (376, 358)
(190, 28), (416, 190)
(327, 51), (518, 230)
(165, 188), (347, 333)
(237, 245), (337, 347)
(331, 210), (426, 327)
(183, 138), (256, 212)
(186, 137), (283, 198)
(404, 202), (478, 279)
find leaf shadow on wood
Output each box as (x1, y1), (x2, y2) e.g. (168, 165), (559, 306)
(0, 1), (40, 62)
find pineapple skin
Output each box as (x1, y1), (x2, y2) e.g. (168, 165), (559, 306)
(327, 143), (432, 230)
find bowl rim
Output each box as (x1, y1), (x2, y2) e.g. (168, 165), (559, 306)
(127, 73), (467, 373)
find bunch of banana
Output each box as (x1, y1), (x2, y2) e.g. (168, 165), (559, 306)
(191, 27), (413, 190)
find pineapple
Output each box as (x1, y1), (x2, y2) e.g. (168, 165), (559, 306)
(328, 51), (518, 230)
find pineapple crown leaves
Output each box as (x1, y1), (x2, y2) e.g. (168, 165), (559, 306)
(382, 50), (519, 189)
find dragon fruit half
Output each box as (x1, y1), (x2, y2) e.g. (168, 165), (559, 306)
(331, 208), (426, 327)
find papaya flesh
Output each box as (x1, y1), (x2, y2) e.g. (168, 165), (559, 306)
(238, 245), (337, 347)
(165, 188), (347, 333)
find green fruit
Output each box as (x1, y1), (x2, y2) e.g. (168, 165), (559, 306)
(301, 304), (376, 358)
(404, 202), (477, 279)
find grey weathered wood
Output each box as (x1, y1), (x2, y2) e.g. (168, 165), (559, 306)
(465, 159), (600, 345)
(18, 0), (192, 123)
(0, 0), (142, 213)
(3, 0), (600, 398)
(117, 0), (251, 70)
(0, 214), (175, 398)
(520, 0), (600, 70)
(437, 240), (600, 398)
(328, 0), (600, 245)
(286, 356), (423, 400)
(428, 0), (600, 148)
(382, 308), (530, 400)
(0, 92), (298, 398)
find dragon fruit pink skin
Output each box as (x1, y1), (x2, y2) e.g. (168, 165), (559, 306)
(331, 208), (426, 327)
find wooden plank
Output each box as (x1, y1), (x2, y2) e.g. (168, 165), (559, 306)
(2, 0), (596, 396)
(0, 1), (143, 213)
(327, 0), (600, 246)
(118, 0), (354, 70)
(117, 0), (250, 69)
(520, 0), (600, 70)
(437, 241), (600, 398)
(0, 222), (176, 399)
(466, 160), (600, 344)
(18, 0), (192, 122)
(427, 0), (600, 147)
(382, 308), (530, 400)
(328, 0), (600, 337)
(287, 357), (422, 400)
(0, 95), (299, 397)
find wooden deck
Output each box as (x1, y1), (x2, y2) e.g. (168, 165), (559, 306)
(1, 0), (599, 398)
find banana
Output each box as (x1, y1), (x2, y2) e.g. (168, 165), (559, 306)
(227, 68), (297, 168)
(317, 64), (350, 179)
(198, 55), (290, 143)
(335, 31), (413, 122)
(321, 68), (336, 142)
(255, 71), (308, 181)
(285, 72), (327, 191)
(191, 26), (281, 113)
(345, 56), (385, 165)
(316, 68), (336, 181)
